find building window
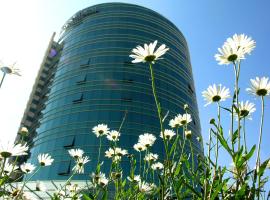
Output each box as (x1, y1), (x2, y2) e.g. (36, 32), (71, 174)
(188, 84), (194, 94)
(72, 93), (84, 104)
(58, 161), (71, 176)
(32, 99), (39, 105)
(26, 116), (34, 122)
(80, 58), (91, 68)
(121, 97), (132, 103)
(122, 79), (134, 84)
(76, 74), (87, 85)
(123, 61), (134, 65)
(63, 135), (75, 148)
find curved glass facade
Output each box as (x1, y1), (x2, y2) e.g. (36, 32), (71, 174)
(26, 3), (202, 180)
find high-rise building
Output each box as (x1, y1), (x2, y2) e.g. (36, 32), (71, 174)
(17, 2), (202, 182)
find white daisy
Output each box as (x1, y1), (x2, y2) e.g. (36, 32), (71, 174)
(0, 62), (21, 76)
(176, 114), (192, 126)
(151, 162), (164, 170)
(133, 143), (146, 152)
(202, 84), (230, 106)
(169, 118), (177, 128)
(234, 100), (256, 119)
(0, 142), (29, 158)
(215, 34), (255, 65)
(169, 114), (192, 128)
(115, 147), (128, 156)
(144, 153), (158, 162)
(92, 124), (109, 137)
(129, 40), (169, 64)
(91, 172), (109, 187)
(127, 175), (141, 183)
(185, 130), (192, 139)
(22, 191), (38, 200)
(226, 34), (256, 55)
(20, 163), (36, 174)
(72, 156), (90, 174)
(3, 163), (18, 175)
(105, 148), (114, 158)
(106, 130), (120, 141)
(38, 153), (54, 166)
(66, 183), (81, 193)
(68, 148), (84, 159)
(99, 176), (109, 187)
(139, 182), (156, 194)
(36, 181), (47, 191)
(138, 133), (156, 148)
(215, 43), (245, 65)
(246, 77), (270, 97)
(160, 129), (176, 140)
(105, 147), (128, 159)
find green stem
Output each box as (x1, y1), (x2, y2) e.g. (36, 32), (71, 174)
(179, 128), (186, 163)
(189, 139), (195, 194)
(0, 72), (6, 88)
(215, 102), (221, 171)
(139, 152), (142, 177)
(118, 110), (128, 133)
(233, 61), (241, 151)
(255, 96), (265, 200)
(17, 166), (41, 199)
(231, 104), (235, 153)
(0, 158), (7, 176)
(208, 129), (212, 166)
(149, 63), (169, 159)
(97, 137), (102, 165)
(243, 118), (248, 154)
(172, 131), (179, 162)
(189, 140), (195, 172)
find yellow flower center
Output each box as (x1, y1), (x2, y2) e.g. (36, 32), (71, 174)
(227, 54), (238, 62)
(256, 89), (267, 96)
(144, 55), (156, 62)
(212, 95), (221, 102)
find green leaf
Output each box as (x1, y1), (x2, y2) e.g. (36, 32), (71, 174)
(243, 145), (256, 161)
(122, 179), (126, 187)
(220, 106), (232, 113)
(169, 135), (179, 156)
(210, 179), (229, 200)
(0, 176), (8, 186)
(258, 159), (270, 177)
(233, 104), (239, 114)
(83, 193), (93, 200)
(216, 133), (233, 157)
(232, 129), (239, 144)
(174, 161), (182, 176)
(183, 181), (202, 198)
(101, 190), (108, 200)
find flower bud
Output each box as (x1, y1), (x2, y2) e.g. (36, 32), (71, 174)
(185, 130), (192, 139)
(209, 118), (215, 124)
(184, 104), (189, 110)
(20, 127), (29, 136)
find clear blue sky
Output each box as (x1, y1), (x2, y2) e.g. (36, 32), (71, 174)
(0, 0), (269, 190)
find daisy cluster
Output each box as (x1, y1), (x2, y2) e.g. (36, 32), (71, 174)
(215, 34), (255, 65)
(0, 127), (55, 199)
(203, 34), (270, 121)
